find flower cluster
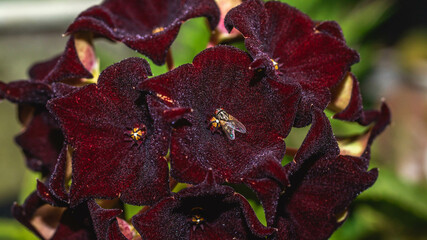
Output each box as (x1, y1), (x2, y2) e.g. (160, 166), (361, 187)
(1, 0), (390, 239)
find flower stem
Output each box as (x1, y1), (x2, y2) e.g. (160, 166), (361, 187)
(166, 49), (174, 71)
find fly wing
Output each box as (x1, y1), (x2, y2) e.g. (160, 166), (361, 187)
(220, 120), (236, 140)
(227, 115), (247, 133)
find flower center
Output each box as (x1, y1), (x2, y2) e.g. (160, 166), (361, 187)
(191, 207), (205, 225)
(270, 58), (279, 70)
(131, 128), (144, 141)
(125, 123), (147, 145)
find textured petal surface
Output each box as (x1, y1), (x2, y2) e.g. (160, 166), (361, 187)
(30, 36), (93, 84)
(140, 46), (300, 185)
(47, 57), (170, 206)
(88, 201), (128, 240)
(47, 145), (71, 203)
(225, 0), (359, 127)
(66, 0), (220, 65)
(0, 80), (53, 105)
(50, 204), (95, 240)
(11, 192), (48, 239)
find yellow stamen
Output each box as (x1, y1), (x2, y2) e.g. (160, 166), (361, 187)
(130, 128), (144, 141)
(156, 93), (174, 104)
(152, 27), (165, 34)
(270, 59), (279, 70)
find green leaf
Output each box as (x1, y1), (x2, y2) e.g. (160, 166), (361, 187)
(247, 198), (267, 226)
(18, 168), (39, 204)
(340, 0), (394, 45)
(124, 204), (143, 221)
(171, 18), (210, 67)
(331, 168), (427, 239)
(0, 218), (38, 240)
(325, 109), (367, 136)
(360, 169), (427, 220)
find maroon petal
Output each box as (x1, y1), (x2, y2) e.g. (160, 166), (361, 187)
(51, 82), (81, 98)
(332, 86), (391, 160)
(225, 0), (359, 127)
(28, 56), (61, 82)
(0, 79), (70, 179)
(244, 178), (281, 226)
(66, 0), (220, 65)
(36, 180), (67, 207)
(50, 204), (95, 240)
(47, 57), (170, 206)
(313, 21), (345, 41)
(15, 110), (63, 175)
(0, 80), (53, 105)
(48, 145), (71, 203)
(285, 108), (339, 177)
(1, 80), (66, 177)
(213, 0), (243, 42)
(11, 192), (47, 239)
(32, 36), (93, 84)
(88, 201), (128, 240)
(132, 172), (274, 239)
(13, 191), (96, 239)
(331, 73), (367, 123)
(140, 46), (301, 185)
(274, 107), (379, 239)
(360, 102), (391, 159)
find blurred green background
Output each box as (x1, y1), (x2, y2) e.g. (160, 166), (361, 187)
(0, 0), (426, 239)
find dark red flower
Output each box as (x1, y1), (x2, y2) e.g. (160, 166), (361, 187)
(88, 200), (131, 240)
(0, 34), (97, 175)
(0, 81), (53, 105)
(47, 57), (181, 206)
(12, 191), (96, 240)
(139, 45), (301, 185)
(225, 0), (360, 127)
(0, 80), (60, 175)
(19, 180), (128, 239)
(243, 106), (390, 239)
(36, 179), (137, 239)
(276, 108), (385, 239)
(31, 35), (95, 84)
(66, 0), (220, 65)
(15, 110), (64, 175)
(132, 172), (274, 239)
